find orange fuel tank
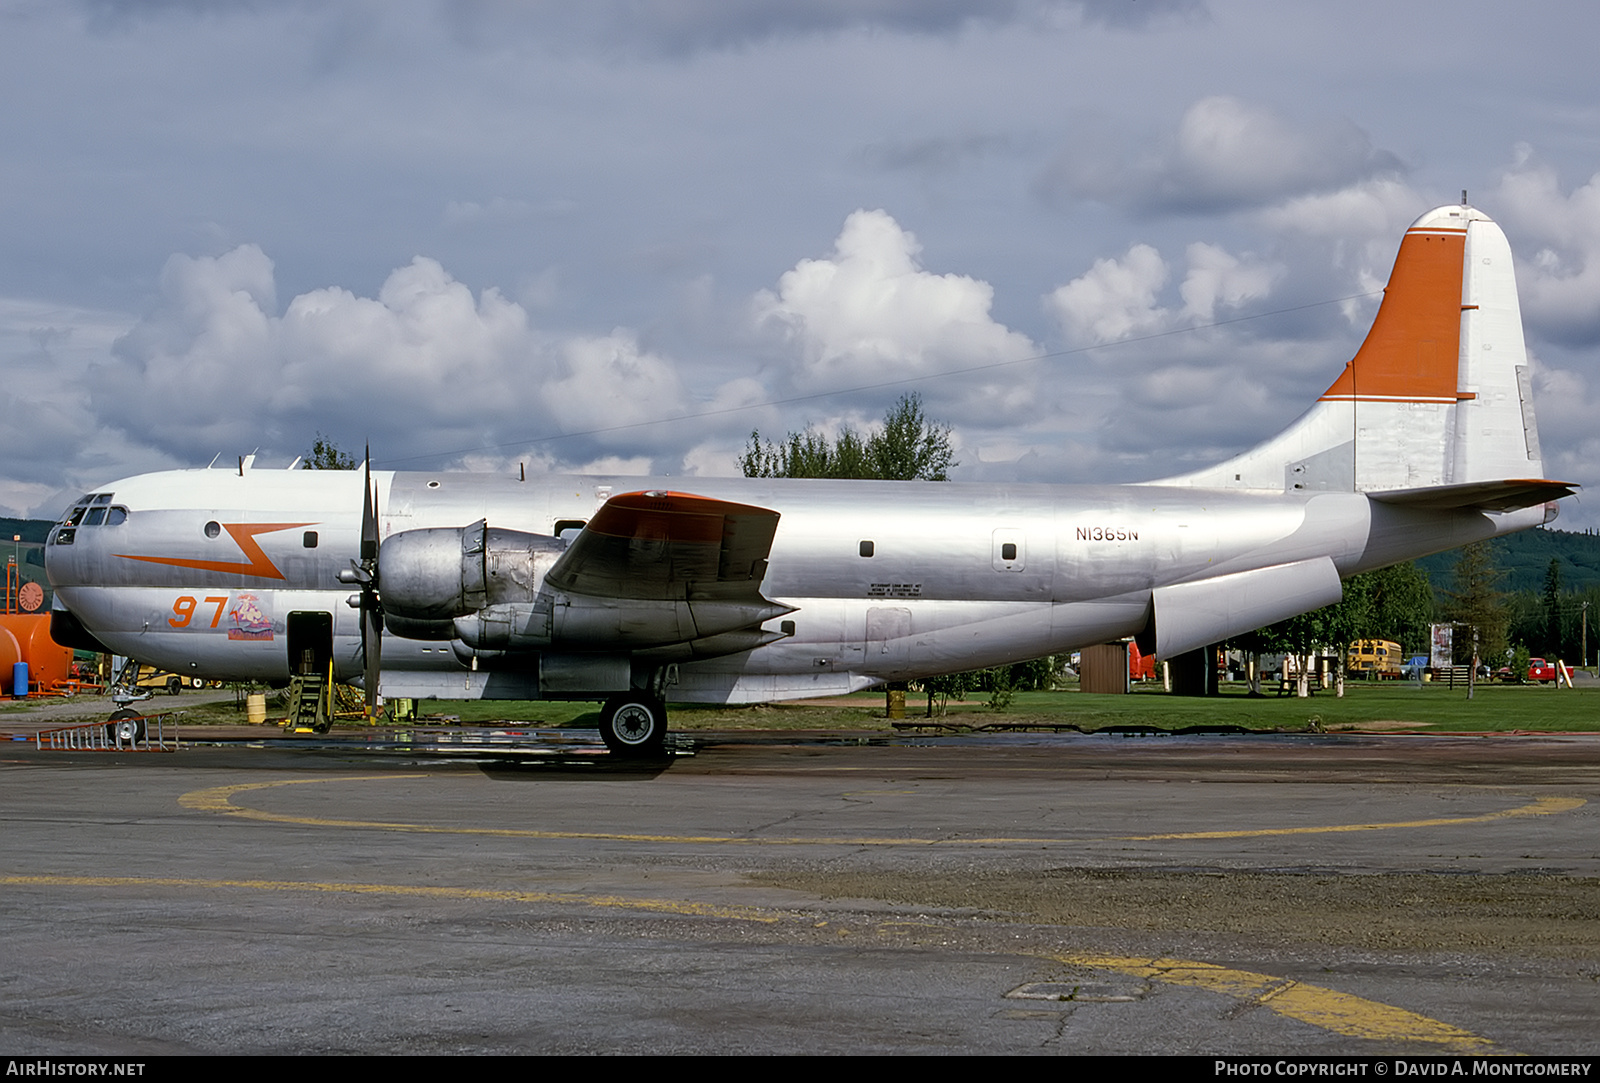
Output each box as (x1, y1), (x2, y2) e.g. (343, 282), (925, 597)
(0, 613), (74, 693)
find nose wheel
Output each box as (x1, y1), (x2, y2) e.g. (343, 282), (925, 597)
(598, 694), (668, 757)
(106, 708), (146, 744)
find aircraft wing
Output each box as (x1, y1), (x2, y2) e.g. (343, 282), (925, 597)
(544, 490), (782, 603)
(1367, 478), (1578, 513)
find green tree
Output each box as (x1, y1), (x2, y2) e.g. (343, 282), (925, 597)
(1230, 562), (1434, 692)
(740, 393), (955, 481)
(1346, 562), (1435, 655)
(302, 434), (358, 470)
(1441, 542), (1508, 663)
(1541, 557), (1563, 657)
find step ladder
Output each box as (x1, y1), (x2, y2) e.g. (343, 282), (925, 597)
(285, 655), (334, 733)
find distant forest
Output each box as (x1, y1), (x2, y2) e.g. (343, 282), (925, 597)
(1415, 526), (1600, 594)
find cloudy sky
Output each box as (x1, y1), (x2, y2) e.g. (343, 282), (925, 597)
(3, 0), (1598, 528)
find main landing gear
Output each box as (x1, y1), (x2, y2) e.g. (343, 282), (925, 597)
(598, 693), (668, 758)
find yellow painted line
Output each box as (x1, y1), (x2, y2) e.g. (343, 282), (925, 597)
(5, 872), (1497, 1050)
(179, 777), (1585, 847)
(1046, 952), (1496, 1053)
(0, 874), (776, 923)
(1117, 795), (1586, 840)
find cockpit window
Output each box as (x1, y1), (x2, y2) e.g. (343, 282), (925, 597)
(59, 494), (123, 532)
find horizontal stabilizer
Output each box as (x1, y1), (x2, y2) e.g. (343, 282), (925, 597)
(1367, 478), (1578, 513)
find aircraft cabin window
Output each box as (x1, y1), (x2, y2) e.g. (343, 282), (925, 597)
(65, 507), (87, 527)
(859, 540), (874, 557)
(53, 528), (74, 546)
(83, 508), (106, 527)
(303, 531), (318, 548)
(204, 521), (221, 538)
(105, 507), (127, 526)
(780, 620), (796, 635)
(1001, 542), (1017, 561)
(554, 519), (586, 538)
(90, 493), (112, 505)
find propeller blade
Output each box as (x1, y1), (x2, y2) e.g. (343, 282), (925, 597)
(361, 446), (378, 562)
(359, 447), (382, 719)
(362, 596), (382, 717)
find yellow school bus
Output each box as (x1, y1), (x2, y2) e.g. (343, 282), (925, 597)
(1347, 639), (1404, 678)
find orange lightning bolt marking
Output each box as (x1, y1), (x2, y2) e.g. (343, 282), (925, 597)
(117, 522), (315, 580)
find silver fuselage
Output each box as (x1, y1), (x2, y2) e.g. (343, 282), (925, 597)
(44, 468), (1538, 703)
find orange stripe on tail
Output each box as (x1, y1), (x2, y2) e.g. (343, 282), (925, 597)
(1320, 227), (1465, 403)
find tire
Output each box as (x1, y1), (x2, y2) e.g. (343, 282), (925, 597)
(598, 694), (668, 757)
(106, 709), (146, 744)
(167, 677), (182, 695)
(191, 677), (205, 689)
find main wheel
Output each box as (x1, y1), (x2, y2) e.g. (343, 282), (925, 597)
(598, 694), (668, 757)
(106, 709), (146, 743)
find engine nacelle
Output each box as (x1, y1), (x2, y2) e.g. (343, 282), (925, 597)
(382, 512), (794, 655)
(381, 520), (564, 624)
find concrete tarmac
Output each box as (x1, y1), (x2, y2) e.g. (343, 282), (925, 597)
(2, 726), (1598, 1055)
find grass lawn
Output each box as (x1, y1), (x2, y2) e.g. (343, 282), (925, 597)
(277, 677), (1600, 734)
(84, 675), (1597, 734)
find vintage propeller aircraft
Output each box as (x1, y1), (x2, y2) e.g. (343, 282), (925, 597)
(45, 203), (1575, 753)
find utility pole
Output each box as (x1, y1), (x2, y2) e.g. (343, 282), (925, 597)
(1583, 599), (1591, 676)
(1467, 627), (1479, 700)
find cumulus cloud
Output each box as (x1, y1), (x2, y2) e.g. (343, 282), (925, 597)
(1488, 154), (1600, 346)
(1043, 97), (1404, 216)
(90, 245), (694, 471)
(1046, 239), (1278, 342)
(753, 209), (1038, 388)
(1046, 243), (1168, 342)
(0, 296), (167, 516)
(1178, 242), (1280, 322)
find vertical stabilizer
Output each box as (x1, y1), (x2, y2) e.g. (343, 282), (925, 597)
(1151, 204), (1545, 493)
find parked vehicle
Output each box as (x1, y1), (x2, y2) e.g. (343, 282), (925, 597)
(1494, 657), (1559, 683)
(1347, 639), (1404, 679)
